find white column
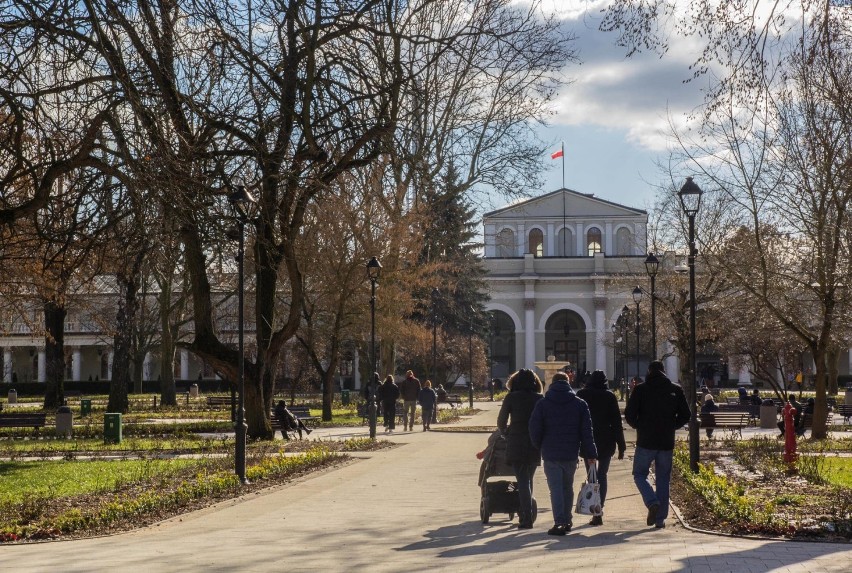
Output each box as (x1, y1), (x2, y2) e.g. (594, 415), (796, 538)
(3, 349), (11, 383)
(738, 361), (751, 384)
(516, 224), (526, 256)
(107, 351), (114, 380)
(180, 349), (190, 380)
(37, 348), (47, 383)
(594, 299), (606, 371)
(545, 223), (554, 257)
(576, 224), (584, 256)
(524, 299), (535, 369)
(604, 222), (613, 255)
(664, 341), (678, 382)
(353, 348), (361, 389)
(143, 352), (152, 381)
(72, 347), (82, 381)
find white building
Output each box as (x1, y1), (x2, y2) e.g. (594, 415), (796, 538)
(482, 188), (671, 382)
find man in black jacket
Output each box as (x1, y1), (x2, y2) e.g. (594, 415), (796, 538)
(624, 361), (690, 529)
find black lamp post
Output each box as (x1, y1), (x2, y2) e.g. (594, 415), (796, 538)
(644, 253), (659, 359)
(228, 185), (257, 485)
(367, 256), (382, 439)
(679, 176), (703, 473)
(622, 305), (630, 397)
(632, 286), (643, 383)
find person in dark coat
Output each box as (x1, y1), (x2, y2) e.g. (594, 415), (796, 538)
(399, 370), (421, 431)
(529, 371), (597, 535)
(778, 395), (802, 436)
(701, 393), (720, 438)
(625, 361), (690, 529)
(274, 400), (312, 439)
(417, 379), (437, 431)
(496, 369), (543, 530)
(378, 375), (400, 432)
(576, 370), (626, 526)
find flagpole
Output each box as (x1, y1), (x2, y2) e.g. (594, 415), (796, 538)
(561, 142), (565, 189)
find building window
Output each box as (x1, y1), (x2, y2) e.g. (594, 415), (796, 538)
(496, 228), (515, 257)
(528, 228), (543, 257)
(616, 227), (633, 256)
(556, 228), (573, 256)
(586, 227), (602, 256)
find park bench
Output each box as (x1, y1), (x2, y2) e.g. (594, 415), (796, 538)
(286, 405), (319, 426)
(699, 412), (749, 437)
(718, 403), (760, 425)
(206, 395), (233, 409)
(797, 412), (832, 435)
(439, 394), (462, 408)
(835, 404), (852, 424)
(0, 412), (48, 434)
(724, 396), (740, 405)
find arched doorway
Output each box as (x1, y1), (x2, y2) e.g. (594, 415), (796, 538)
(544, 310), (586, 371)
(489, 311), (516, 384)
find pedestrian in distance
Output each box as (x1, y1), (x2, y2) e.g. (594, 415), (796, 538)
(377, 375), (400, 432)
(700, 393), (719, 438)
(528, 371), (597, 536)
(624, 360), (690, 529)
(496, 369), (544, 530)
(418, 380), (437, 431)
(399, 370), (421, 431)
(576, 370), (626, 526)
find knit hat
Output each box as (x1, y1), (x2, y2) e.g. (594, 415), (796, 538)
(704, 393), (714, 402)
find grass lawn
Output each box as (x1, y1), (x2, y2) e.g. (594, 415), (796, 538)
(822, 457), (852, 487)
(0, 458), (206, 504)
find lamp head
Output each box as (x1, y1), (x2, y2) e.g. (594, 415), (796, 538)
(678, 177), (703, 217)
(228, 185), (257, 221)
(366, 256), (382, 281)
(632, 286), (643, 304)
(644, 253), (660, 278)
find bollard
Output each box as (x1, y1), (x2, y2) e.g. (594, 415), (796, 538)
(783, 401), (798, 465)
(153, 395), (158, 409)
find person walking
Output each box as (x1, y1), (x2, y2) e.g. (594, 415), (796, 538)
(624, 360), (690, 529)
(399, 370), (421, 431)
(528, 371), (597, 536)
(418, 380), (437, 431)
(576, 370), (626, 526)
(496, 369), (544, 530)
(378, 375), (400, 432)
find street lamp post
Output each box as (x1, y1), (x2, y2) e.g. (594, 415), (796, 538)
(367, 256), (382, 439)
(644, 253), (659, 359)
(679, 176), (703, 473)
(468, 308), (475, 409)
(622, 305), (630, 397)
(228, 185), (257, 485)
(632, 286), (643, 383)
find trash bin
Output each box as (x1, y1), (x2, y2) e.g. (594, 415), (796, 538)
(760, 399), (777, 429)
(190, 384), (199, 398)
(846, 386), (852, 406)
(104, 413), (122, 444)
(7, 389), (16, 404)
(80, 398), (92, 416)
(56, 405), (73, 438)
(341, 389), (350, 406)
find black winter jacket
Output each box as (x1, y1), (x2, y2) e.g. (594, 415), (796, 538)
(624, 370), (690, 450)
(497, 390), (542, 466)
(577, 381), (626, 459)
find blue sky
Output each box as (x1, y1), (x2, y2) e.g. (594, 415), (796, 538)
(520, 1), (708, 214)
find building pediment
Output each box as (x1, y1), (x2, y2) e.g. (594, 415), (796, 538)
(484, 188), (645, 221)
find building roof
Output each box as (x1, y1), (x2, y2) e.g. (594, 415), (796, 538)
(483, 188), (647, 220)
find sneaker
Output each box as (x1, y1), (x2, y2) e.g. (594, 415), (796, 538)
(646, 504), (659, 526)
(547, 524), (567, 536)
(655, 522), (666, 529)
(589, 515), (603, 526)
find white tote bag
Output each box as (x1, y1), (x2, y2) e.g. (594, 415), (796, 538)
(575, 464), (602, 516)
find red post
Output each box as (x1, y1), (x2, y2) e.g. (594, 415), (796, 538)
(783, 401), (798, 464)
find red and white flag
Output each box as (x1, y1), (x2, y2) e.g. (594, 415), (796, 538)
(551, 148), (564, 159)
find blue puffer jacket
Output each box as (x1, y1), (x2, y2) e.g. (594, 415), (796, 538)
(529, 380), (597, 462)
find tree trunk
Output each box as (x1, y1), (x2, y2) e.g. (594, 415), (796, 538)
(108, 273), (140, 413)
(322, 369), (336, 421)
(43, 300), (67, 409)
(158, 288), (177, 406)
(245, 373), (272, 440)
(811, 347), (829, 439)
(827, 347), (840, 396)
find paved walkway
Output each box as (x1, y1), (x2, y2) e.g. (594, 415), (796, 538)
(4, 402), (852, 572)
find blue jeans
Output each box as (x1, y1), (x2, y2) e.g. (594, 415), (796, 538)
(512, 463), (537, 524)
(632, 446), (672, 526)
(584, 455), (612, 507)
(542, 459), (578, 527)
